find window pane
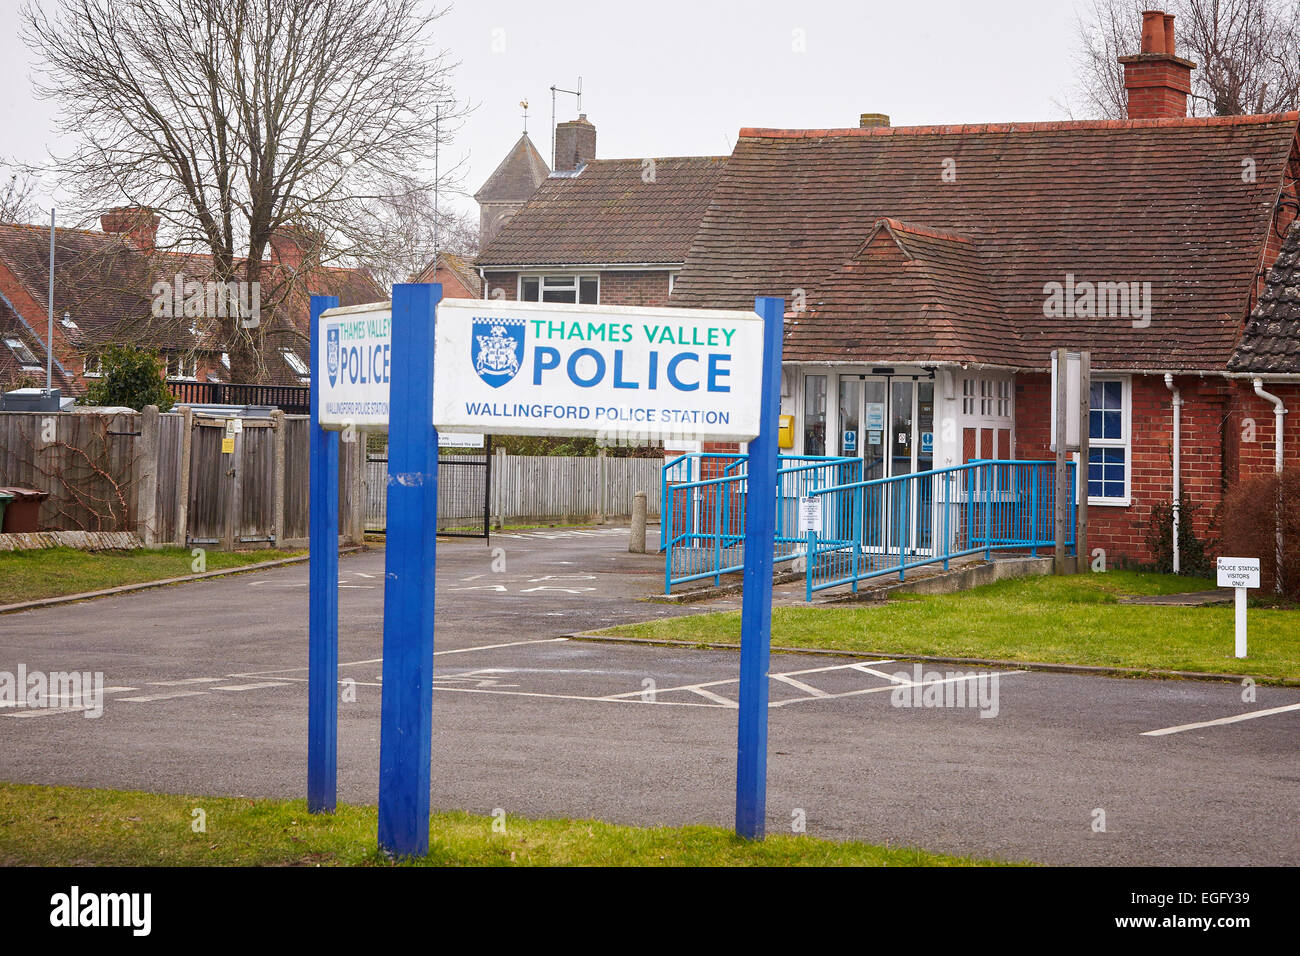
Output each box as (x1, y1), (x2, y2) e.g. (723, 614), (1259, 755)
(804, 375), (826, 456)
(521, 278), (539, 301)
(1089, 448), (1126, 498)
(838, 378), (860, 456)
(579, 278), (598, 304)
(542, 288), (576, 303)
(1089, 380), (1124, 440)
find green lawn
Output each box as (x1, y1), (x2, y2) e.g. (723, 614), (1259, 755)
(0, 784), (1004, 867)
(601, 571), (1300, 680)
(0, 546), (305, 605)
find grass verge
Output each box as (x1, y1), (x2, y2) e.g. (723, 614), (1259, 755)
(0, 783), (1004, 866)
(0, 546), (305, 605)
(599, 571), (1300, 680)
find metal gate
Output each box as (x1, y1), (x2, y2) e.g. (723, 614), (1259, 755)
(365, 436), (491, 538)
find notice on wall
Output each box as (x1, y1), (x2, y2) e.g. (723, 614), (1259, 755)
(221, 436), (235, 454)
(798, 496), (823, 533)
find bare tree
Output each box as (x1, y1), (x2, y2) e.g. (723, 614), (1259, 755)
(22, 0), (465, 382)
(1075, 0), (1300, 118)
(364, 178), (481, 291)
(0, 170), (39, 223)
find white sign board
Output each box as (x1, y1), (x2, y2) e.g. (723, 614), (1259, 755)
(437, 432), (484, 449)
(798, 496), (823, 534)
(1050, 351), (1082, 451)
(317, 304), (393, 430)
(1217, 557), (1260, 590)
(318, 299), (765, 443)
(432, 299), (764, 442)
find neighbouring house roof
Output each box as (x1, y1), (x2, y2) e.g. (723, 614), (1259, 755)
(670, 115), (1300, 372)
(1230, 218), (1300, 373)
(0, 297), (73, 390)
(0, 221), (384, 388)
(476, 155), (728, 267)
(474, 133), (551, 205)
(412, 251), (482, 297)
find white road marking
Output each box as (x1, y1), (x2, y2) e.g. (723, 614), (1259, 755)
(686, 686), (737, 706)
(771, 673), (831, 698)
(213, 682), (293, 692)
(118, 691), (209, 703)
(4, 706), (92, 718)
(1142, 702), (1300, 737)
(148, 677), (227, 686)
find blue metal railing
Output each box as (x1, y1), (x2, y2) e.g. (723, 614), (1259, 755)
(661, 453), (861, 592)
(803, 459), (1074, 597)
(662, 455), (1076, 597)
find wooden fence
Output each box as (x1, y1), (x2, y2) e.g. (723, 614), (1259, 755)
(364, 449), (662, 531)
(0, 409), (364, 549)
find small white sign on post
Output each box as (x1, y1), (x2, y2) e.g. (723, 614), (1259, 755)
(1217, 557), (1260, 659)
(798, 496), (822, 534)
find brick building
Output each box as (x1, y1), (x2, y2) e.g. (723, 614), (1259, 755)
(664, 10), (1299, 567)
(0, 209), (382, 394)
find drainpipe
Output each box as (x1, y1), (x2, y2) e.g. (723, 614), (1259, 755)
(1164, 374), (1181, 574)
(1253, 378), (1287, 594)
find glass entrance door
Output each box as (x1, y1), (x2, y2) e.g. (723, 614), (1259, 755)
(840, 374), (936, 556)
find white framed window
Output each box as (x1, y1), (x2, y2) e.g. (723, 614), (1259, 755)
(280, 347), (310, 382)
(1085, 376), (1131, 506)
(668, 271), (679, 294)
(997, 379), (1013, 418)
(961, 378), (976, 415)
(165, 353), (197, 380)
(4, 336), (42, 371)
(82, 352), (102, 378)
(518, 274), (599, 304)
(962, 375), (1012, 422)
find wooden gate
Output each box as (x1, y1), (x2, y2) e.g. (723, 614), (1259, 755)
(186, 415), (280, 548)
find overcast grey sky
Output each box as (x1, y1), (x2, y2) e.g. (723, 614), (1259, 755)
(1, 0), (1095, 219)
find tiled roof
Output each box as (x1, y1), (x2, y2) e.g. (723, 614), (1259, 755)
(474, 133), (550, 204)
(0, 221), (383, 384)
(0, 298), (73, 390)
(412, 251), (482, 296)
(1230, 218), (1300, 373)
(670, 115), (1300, 371)
(477, 156), (728, 267)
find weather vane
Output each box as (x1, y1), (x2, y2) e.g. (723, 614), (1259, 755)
(520, 99), (529, 135)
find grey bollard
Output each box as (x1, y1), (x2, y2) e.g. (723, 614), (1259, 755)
(629, 491), (647, 553)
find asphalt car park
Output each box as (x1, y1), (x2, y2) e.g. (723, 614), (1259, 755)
(2, 527), (1297, 865)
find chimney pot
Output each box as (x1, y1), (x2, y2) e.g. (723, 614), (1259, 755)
(859, 113), (890, 129)
(1141, 10), (1167, 54)
(1163, 13), (1175, 55)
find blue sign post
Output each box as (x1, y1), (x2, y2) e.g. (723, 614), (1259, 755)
(377, 283), (441, 856)
(735, 296), (784, 840)
(308, 294), (340, 814)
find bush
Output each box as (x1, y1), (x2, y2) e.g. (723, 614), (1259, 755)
(78, 345), (174, 412)
(1218, 471), (1300, 602)
(1144, 498), (1214, 578)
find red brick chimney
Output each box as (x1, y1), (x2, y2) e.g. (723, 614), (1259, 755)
(1118, 10), (1196, 119)
(554, 114), (596, 172)
(269, 225), (321, 272)
(100, 206), (158, 254)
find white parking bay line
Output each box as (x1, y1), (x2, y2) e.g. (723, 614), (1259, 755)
(118, 691), (209, 703)
(213, 682), (293, 692)
(1142, 702), (1300, 737)
(148, 678), (227, 686)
